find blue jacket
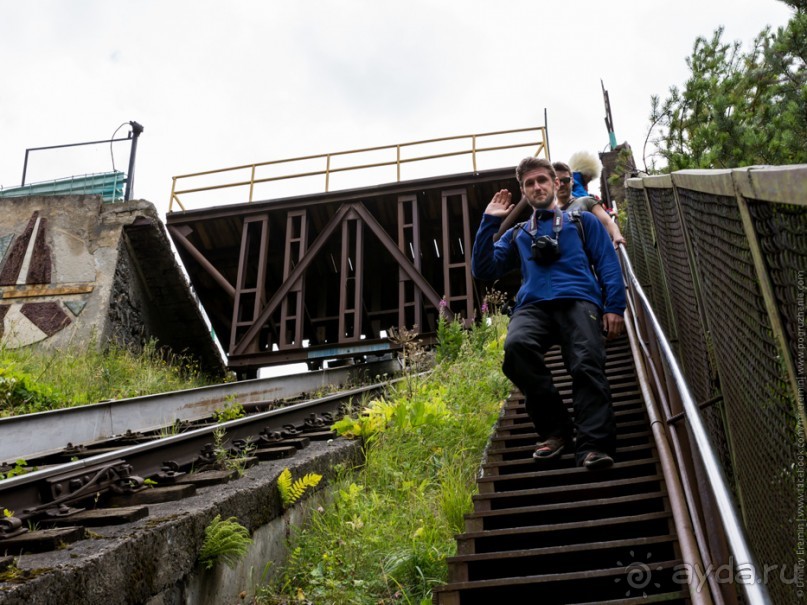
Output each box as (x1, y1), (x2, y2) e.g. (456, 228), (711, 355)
(571, 172), (589, 198)
(471, 208), (626, 316)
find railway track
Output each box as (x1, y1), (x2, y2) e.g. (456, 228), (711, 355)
(0, 363), (399, 558)
(0, 358), (398, 464)
(434, 336), (690, 604)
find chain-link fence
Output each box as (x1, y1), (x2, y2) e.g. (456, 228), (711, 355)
(624, 166), (806, 605)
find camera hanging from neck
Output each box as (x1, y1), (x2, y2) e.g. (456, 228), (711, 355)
(529, 206), (564, 264)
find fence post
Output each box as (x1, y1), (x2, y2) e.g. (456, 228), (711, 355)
(731, 168), (806, 439)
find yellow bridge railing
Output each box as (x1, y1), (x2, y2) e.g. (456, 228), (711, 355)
(168, 126), (548, 212)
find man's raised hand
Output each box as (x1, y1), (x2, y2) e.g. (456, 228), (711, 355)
(484, 189), (514, 217)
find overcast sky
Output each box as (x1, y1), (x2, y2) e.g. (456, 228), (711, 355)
(0, 0), (796, 214)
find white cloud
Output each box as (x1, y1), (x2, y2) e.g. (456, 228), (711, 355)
(0, 0), (796, 210)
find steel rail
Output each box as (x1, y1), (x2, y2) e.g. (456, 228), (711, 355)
(623, 288), (727, 604)
(0, 359), (399, 464)
(619, 245), (773, 605)
(623, 284), (713, 605)
(0, 377), (398, 522)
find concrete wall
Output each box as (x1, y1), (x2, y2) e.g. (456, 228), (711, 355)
(0, 438), (360, 605)
(0, 195), (225, 376)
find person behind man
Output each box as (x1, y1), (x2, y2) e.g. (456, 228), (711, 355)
(471, 157), (626, 469)
(568, 150), (601, 199)
(553, 160), (626, 247)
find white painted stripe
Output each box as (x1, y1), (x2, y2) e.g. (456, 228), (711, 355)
(17, 215), (42, 285)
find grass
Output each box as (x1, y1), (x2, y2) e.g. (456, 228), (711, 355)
(257, 313), (511, 605)
(0, 305), (511, 603)
(0, 338), (217, 417)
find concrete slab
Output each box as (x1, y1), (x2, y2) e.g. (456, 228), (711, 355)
(0, 437), (361, 605)
(0, 196), (225, 377)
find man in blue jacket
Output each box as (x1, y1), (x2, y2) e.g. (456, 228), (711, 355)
(471, 157), (626, 469)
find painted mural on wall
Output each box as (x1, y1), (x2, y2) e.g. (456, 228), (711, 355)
(0, 211), (94, 348)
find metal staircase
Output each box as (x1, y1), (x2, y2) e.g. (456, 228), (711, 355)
(434, 337), (690, 604)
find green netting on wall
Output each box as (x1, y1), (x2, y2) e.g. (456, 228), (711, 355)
(0, 171), (125, 203)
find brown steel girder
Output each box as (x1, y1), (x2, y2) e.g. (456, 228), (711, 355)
(167, 225), (236, 299)
(232, 201), (451, 357)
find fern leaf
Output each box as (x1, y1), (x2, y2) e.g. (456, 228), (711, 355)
(278, 470), (322, 508)
(198, 514), (252, 570)
(277, 468), (293, 506)
(289, 473), (322, 502)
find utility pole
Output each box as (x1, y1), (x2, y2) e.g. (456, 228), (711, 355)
(601, 80), (617, 151)
(124, 121), (144, 201)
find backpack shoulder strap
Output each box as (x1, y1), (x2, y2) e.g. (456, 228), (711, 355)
(569, 210), (596, 272)
(569, 210), (586, 247)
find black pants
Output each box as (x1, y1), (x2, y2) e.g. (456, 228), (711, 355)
(502, 300), (615, 464)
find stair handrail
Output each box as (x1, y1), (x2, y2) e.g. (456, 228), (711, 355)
(619, 244), (773, 605)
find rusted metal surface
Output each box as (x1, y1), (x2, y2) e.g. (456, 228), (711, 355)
(397, 195), (423, 330)
(231, 214), (270, 353)
(167, 168), (528, 373)
(280, 210), (307, 348)
(0, 284), (94, 299)
(623, 301), (715, 605)
(620, 247), (774, 605)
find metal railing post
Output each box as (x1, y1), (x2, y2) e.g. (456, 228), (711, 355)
(249, 165), (256, 202)
(169, 177), (178, 212)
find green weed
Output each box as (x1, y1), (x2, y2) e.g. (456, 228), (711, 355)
(257, 314), (510, 604)
(0, 459), (34, 481)
(212, 398), (246, 423)
(198, 514), (253, 570)
(209, 426), (255, 477)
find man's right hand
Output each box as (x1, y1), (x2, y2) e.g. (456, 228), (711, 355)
(484, 189), (515, 217)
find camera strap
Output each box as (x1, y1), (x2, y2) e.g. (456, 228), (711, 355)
(527, 206), (564, 240)
(551, 207), (563, 238)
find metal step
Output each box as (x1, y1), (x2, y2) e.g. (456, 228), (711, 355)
(434, 337), (689, 604)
